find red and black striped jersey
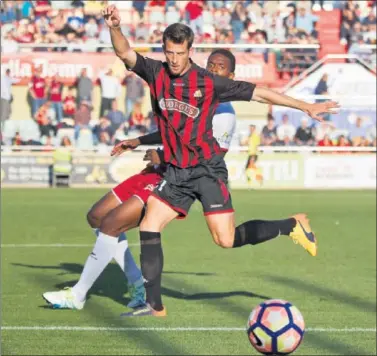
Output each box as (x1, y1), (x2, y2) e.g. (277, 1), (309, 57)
(130, 52), (255, 168)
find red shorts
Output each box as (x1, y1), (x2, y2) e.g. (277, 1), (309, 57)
(112, 172), (162, 205)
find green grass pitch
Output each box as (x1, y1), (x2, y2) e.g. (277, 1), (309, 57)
(1, 189), (376, 355)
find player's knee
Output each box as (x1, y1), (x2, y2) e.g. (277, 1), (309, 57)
(100, 214), (120, 237)
(87, 207), (99, 229)
(216, 235), (234, 249)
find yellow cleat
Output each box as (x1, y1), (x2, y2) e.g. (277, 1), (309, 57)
(290, 214), (317, 256)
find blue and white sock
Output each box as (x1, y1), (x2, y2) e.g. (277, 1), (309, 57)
(113, 232), (142, 285)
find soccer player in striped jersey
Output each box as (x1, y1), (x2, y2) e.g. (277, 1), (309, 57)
(102, 5), (339, 317)
(41, 50), (237, 311)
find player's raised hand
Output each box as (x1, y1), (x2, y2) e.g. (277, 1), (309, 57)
(102, 4), (121, 28)
(143, 149), (161, 166)
(304, 101), (340, 122)
(111, 138), (140, 157)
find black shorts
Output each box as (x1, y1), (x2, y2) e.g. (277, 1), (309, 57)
(151, 155), (234, 218)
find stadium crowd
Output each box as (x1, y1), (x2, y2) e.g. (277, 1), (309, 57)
(1, 0), (376, 149)
(1, 1), (375, 72)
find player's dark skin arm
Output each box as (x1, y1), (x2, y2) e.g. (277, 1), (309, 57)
(111, 132), (162, 157)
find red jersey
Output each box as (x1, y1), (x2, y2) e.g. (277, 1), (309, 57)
(317, 139), (333, 147)
(31, 76), (46, 99)
(34, 1), (50, 17)
(186, 1), (204, 20)
(49, 80), (63, 102)
(16, 32), (34, 43)
(63, 95), (76, 116)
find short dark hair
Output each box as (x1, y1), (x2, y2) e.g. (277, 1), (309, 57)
(208, 49), (236, 72)
(163, 23), (194, 49)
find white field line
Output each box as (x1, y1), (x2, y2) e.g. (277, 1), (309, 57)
(1, 243), (139, 248)
(1, 326), (376, 333)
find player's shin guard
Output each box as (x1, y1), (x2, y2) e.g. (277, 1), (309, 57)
(233, 218), (296, 248)
(140, 231), (164, 311)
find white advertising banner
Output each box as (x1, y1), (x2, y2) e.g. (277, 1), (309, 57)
(304, 155), (376, 189)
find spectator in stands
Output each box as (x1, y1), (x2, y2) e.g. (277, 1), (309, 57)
(314, 121), (336, 142)
(1, 30), (19, 53)
(135, 21), (150, 40)
(337, 134), (351, 147)
(366, 124), (376, 146)
(84, 17), (99, 38)
(133, 0), (146, 19)
(1, 69), (18, 124)
(277, 114), (296, 145)
(166, 4), (181, 25)
(150, 29), (164, 53)
(12, 132), (23, 146)
(231, 2), (247, 42)
(122, 71), (145, 115)
(98, 68), (121, 117)
(74, 68), (93, 105)
(317, 134), (334, 147)
(186, 1), (204, 35)
(73, 100), (92, 141)
(15, 17), (35, 42)
(314, 73), (331, 121)
(295, 4), (318, 35)
(67, 8), (85, 36)
(35, 101), (57, 140)
(1, 1), (18, 23)
(127, 100), (146, 132)
(245, 124), (261, 170)
(34, 1), (52, 18)
(21, 1), (33, 19)
(340, 7), (360, 45)
(145, 111), (158, 133)
(106, 100), (127, 133)
(48, 75), (64, 122)
(61, 136), (73, 147)
(93, 116), (114, 145)
(63, 87), (77, 118)
(349, 35), (373, 61)
(30, 67), (47, 116)
(294, 117), (315, 146)
(349, 116), (367, 146)
(261, 114), (278, 146)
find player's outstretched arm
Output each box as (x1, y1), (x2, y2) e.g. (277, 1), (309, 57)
(111, 131), (162, 157)
(252, 86), (340, 122)
(102, 5), (137, 69)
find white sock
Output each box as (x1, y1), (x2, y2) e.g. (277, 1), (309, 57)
(113, 239), (128, 272)
(72, 232), (118, 302)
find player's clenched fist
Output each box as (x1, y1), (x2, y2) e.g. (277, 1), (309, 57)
(102, 5), (121, 28)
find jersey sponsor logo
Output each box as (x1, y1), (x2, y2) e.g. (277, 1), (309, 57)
(193, 89), (202, 98)
(173, 82), (185, 87)
(159, 98), (200, 119)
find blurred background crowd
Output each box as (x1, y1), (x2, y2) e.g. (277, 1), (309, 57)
(1, 1), (376, 67)
(1, 0), (376, 150)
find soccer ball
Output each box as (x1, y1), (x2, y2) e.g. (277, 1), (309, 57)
(246, 299), (305, 355)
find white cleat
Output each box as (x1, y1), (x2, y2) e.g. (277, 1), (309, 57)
(42, 287), (85, 310)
